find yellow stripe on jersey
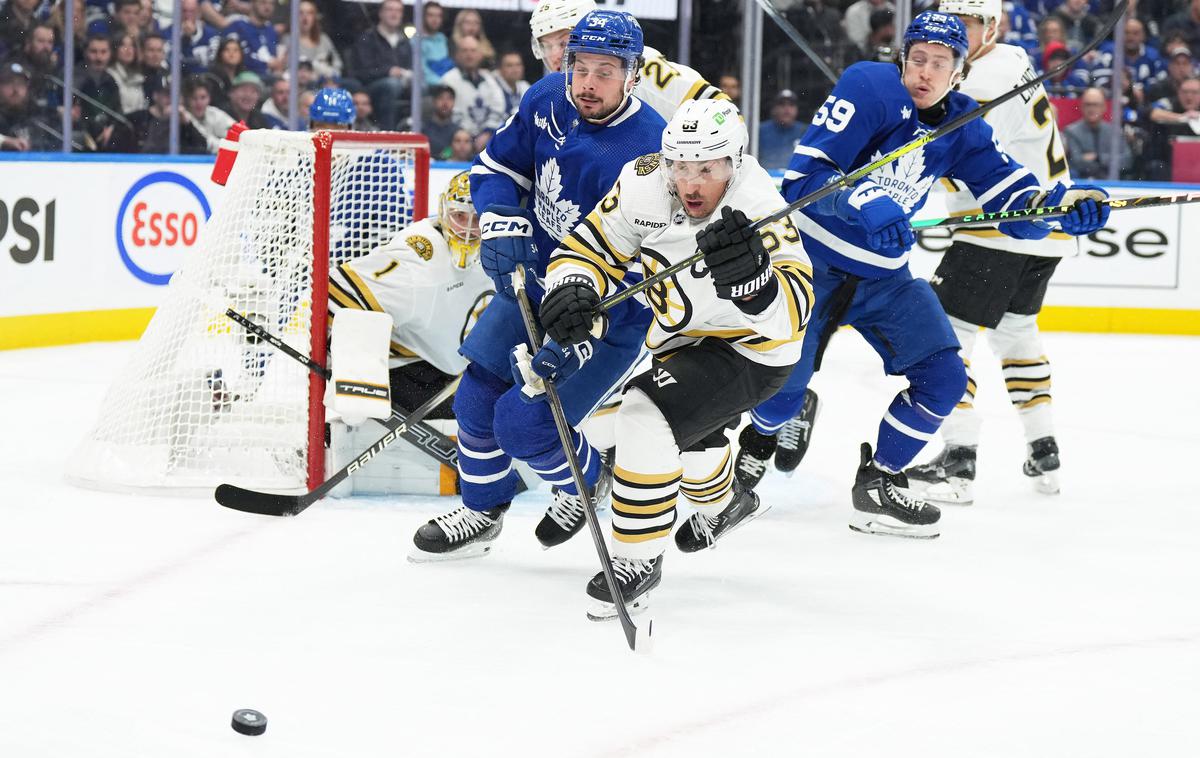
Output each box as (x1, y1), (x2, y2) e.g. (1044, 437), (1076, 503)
(549, 251), (612, 296)
(1005, 378), (1051, 390)
(681, 79), (708, 102)
(581, 212), (630, 263)
(329, 278), (366, 310)
(340, 266), (385, 313)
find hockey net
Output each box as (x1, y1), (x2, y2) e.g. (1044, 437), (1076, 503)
(68, 130), (430, 494)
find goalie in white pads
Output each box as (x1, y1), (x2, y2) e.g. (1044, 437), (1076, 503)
(524, 100), (814, 618)
(327, 170), (492, 425)
(529, 0), (729, 119)
(905, 0), (1097, 503)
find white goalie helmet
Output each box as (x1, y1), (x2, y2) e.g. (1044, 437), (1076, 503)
(661, 99), (747, 178)
(938, 0), (1001, 53)
(530, 0), (597, 61)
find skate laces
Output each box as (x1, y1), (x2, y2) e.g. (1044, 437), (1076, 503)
(434, 507), (495, 541)
(691, 511), (720, 546)
(777, 417), (805, 450)
(612, 556), (653, 583)
(884, 478), (928, 513)
(737, 453), (767, 479)
(546, 488), (586, 530)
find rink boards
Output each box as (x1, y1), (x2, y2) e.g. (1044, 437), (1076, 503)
(1, 153), (1197, 350)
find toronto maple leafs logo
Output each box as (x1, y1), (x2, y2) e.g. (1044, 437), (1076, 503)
(867, 147), (936, 213)
(534, 157), (581, 241)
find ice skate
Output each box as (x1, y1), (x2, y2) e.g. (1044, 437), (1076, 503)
(409, 503), (510, 562)
(905, 444), (977, 505)
(734, 425), (776, 489)
(585, 554), (662, 621)
(674, 480), (770, 553)
(1022, 436), (1060, 495)
(850, 443), (940, 539)
(775, 389), (819, 474)
(535, 465), (612, 548)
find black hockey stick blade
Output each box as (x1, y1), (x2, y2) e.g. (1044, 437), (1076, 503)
(511, 267), (647, 652)
(215, 375), (462, 517)
(597, 0), (1129, 314)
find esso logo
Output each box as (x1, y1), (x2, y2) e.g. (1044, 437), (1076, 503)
(116, 172), (211, 285)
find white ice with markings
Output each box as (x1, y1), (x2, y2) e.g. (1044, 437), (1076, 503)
(1, 331), (1197, 757)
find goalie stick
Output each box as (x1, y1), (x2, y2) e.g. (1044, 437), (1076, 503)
(511, 265), (649, 653)
(595, 0), (1129, 313)
(910, 192), (1200, 230)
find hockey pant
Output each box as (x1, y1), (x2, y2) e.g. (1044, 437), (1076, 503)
(940, 312), (1055, 447)
(611, 340), (792, 560)
(750, 264), (965, 474)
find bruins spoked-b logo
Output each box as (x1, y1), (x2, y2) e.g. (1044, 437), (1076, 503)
(640, 246), (693, 333)
(406, 234), (434, 261)
(634, 153), (661, 176)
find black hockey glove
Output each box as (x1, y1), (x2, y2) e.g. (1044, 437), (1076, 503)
(540, 275), (603, 345)
(697, 206), (777, 312)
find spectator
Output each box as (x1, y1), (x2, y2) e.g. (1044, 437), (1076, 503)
(863, 9), (895, 61)
(131, 74), (199, 152)
(1033, 15), (1067, 67)
(204, 34), (244, 111)
(164, 0), (217, 74)
(87, 0), (144, 39)
(179, 75), (234, 152)
(223, 0), (281, 77)
(447, 126), (474, 162)
(49, 0), (88, 64)
(140, 32), (167, 76)
(1051, 0), (1100, 52)
(441, 35), (505, 138)
(421, 2), (453, 86)
(298, 87), (316, 127)
(843, 0), (894, 53)
(1063, 87), (1133, 178)
(1147, 43), (1195, 104)
(109, 31), (146, 114)
(260, 75), (289, 127)
(77, 34), (122, 123)
(1163, 0), (1200, 51)
(1041, 40), (1088, 94)
(1003, 1), (1038, 53)
(422, 83), (459, 158)
(280, 0), (342, 81)
(0, 61), (34, 151)
(495, 50), (528, 117)
(200, 0), (251, 31)
(451, 8), (495, 67)
(1, 0), (42, 54)
(351, 88), (377, 130)
(224, 70), (272, 127)
(717, 74), (740, 103)
(782, 0), (855, 115)
(1089, 18), (1165, 91)
(757, 89), (807, 171)
(1148, 75), (1200, 178)
(345, 0), (412, 131)
(9, 22), (57, 108)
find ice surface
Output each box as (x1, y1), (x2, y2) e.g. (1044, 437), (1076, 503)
(1, 332), (1198, 757)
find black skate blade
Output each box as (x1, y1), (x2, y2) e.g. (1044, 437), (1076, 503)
(407, 542), (495, 563)
(848, 521), (940, 540)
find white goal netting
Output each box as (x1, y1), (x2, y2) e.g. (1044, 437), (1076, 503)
(69, 130), (429, 493)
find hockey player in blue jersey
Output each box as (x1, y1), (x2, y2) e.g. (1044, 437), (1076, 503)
(729, 12), (1110, 538)
(409, 10), (666, 561)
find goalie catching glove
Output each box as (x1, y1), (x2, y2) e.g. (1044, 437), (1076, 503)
(509, 340), (590, 403)
(999, 182), (1110, 239)
(695, 206), (779, 314)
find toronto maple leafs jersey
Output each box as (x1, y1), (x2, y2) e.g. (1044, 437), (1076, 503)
(782, 61), (1042, 279)
(469, 72), (668, 277)
(942, 44), (1076, 258)
(547, 154), (815, 368)
(633, 46), (730, 122)
(329, 217), (494, 375)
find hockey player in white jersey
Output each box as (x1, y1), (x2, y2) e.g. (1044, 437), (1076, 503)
(328, 170), (492, 417)
(905, 0), (1087, 504)
(522, 99), (813, 618)
(529, 0), (729, 120)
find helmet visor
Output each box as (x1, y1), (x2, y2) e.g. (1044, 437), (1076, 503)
(664, 157), (735, 185)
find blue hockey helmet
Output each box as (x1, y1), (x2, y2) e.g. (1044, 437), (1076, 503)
(309, 87), (355, 127)
(903, 12), (970, 61)
(566, 10), (644, 66)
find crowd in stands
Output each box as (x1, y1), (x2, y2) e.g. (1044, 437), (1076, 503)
(1, 0), (1199, 178)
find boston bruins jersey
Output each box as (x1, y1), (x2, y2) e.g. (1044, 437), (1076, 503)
(633, 46), (730, 122)
(546, 154), (814, 368)
(943, 43), (1076, 257)
(329, 217), (494, 374)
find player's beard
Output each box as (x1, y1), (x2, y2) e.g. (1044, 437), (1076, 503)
(575, 90), (621, 122)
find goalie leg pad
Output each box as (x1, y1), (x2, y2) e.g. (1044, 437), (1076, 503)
(326, 309), (394, 425)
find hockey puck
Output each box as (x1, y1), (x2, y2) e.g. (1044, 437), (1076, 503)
(231, 709), (267, 736)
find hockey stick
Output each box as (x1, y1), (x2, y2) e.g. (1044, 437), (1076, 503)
(595, 0), (1129, 313)
(223, 309), (461, 472)
(754, 0), (839, 86)
(214, 374), (462, 516)
(911, 191), (1200, 229)
(511, 265), (648, 652)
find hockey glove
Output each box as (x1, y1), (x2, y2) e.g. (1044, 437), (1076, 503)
(697, 206), (778, 310)
(540, 275), (606, 345)
(1041, 182), (1110, 235)
(509, 340), (588, 403)
(833, 180), (915, 256)
(480, 206), (539, 296)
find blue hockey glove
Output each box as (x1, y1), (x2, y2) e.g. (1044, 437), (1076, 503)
(540, 275), (605, 345)
(832, 180), (915, 255)
(480, 206), (539, 296)
(1042, 182), (1110, 235)
(509, 340), (589, 403)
